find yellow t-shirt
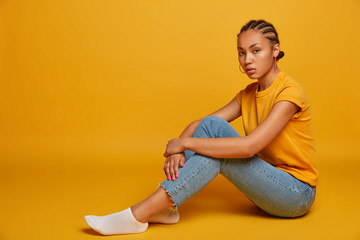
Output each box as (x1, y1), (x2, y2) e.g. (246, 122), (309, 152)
(236, 70), (318, 186)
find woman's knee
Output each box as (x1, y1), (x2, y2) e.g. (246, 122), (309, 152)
(195, 116), (229, 138)
(200, 116), (227, 126)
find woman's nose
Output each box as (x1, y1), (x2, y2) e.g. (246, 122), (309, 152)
(245, 54), (253, 64)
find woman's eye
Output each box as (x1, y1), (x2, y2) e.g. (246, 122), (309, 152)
(254, 49), (260, 53)
(238, 52), (245, 56)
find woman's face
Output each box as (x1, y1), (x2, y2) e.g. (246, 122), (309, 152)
(237, 29), (278, 79)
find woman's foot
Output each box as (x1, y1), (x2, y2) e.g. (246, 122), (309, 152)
(84, 208), (148, 235)
(148, 207), (180, 224)
(84, 186), (176, 235)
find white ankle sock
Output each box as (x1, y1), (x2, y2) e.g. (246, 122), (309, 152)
(148, 207), (180, 224)
(84, 208), (148, 235)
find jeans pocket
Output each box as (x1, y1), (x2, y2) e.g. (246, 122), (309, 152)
(291, 186), (316, 218)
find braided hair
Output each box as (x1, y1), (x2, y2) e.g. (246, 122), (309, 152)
(237, 19), (285, 61)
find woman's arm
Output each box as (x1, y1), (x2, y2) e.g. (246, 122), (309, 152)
(164, 101), (299, 159)
(163, 96), (242, 180)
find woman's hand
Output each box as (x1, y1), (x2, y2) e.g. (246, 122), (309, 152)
(163, 152), (186, 181)
(164, 153), (186, 181)
(163, 137), (187, 158)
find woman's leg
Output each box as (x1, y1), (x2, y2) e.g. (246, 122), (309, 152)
(220, 157), (316, 218)
(131, 187), (174, 223)
(84, 116), (225, 235)
(182, 116), (316, 218)
(133, 116), (231, 222)
(85, 116), (316, 235)
(159, 116), (233, 208)
(143, 116), (315, 219)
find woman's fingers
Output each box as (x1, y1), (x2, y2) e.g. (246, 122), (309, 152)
(169, 155), (179, 181)
(175, 154), (185, 178)
(179, 154), (185, 168)
(163, 158), (171, 180)
(164, 155), (177, 180)
(163, 153), (186, 181)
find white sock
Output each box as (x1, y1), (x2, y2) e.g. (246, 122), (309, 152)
(84, 208), (148, 235)
(148, 207), (180, 224)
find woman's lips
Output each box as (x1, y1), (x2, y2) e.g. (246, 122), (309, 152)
(246, 68), (255, 74)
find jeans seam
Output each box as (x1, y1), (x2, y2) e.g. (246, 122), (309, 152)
(290, 185), (309, 217)
(167, 155), (217, 206)
(248, 159), (302, 193)
(290, 185), (316, 217)
(158, 184), (178, 210)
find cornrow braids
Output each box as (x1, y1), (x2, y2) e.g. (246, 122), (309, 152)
(237, 19), (285, 61)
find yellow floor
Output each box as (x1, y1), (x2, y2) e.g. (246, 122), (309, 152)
(1, 152), (359, 240)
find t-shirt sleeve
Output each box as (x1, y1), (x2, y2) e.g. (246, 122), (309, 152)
(274, 83), (308, 118)
(235, 90), (243, 106)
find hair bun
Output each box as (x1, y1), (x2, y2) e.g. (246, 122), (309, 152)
(276, 51), (285, 61)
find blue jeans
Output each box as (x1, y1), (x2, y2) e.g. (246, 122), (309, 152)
(160, 116), (316, 218)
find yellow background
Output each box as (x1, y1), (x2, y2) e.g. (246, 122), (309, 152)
(1, 0), (360, 239)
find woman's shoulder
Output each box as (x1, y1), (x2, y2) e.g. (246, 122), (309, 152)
(236, 81), (257, 96)
(280, 71), (305, 91)
(276, 71), (311, 110)
(235, 82), (258, 105)
(243, 81), (258, 93)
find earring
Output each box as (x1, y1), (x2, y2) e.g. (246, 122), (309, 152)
(274, 56), (277, 70)
(239, 65), (245, 74)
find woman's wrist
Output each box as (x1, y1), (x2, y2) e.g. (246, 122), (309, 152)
(182, 137), (192, 151)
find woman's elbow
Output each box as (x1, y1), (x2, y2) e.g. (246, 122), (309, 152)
(241, 141), (259, 158)
(242, 149), (256, 158)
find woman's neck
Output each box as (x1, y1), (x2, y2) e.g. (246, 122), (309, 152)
(257, 68), (281, 92)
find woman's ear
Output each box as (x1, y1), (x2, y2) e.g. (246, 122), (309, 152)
(273, 43), (280, 58)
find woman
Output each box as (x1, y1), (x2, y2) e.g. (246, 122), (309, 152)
(84, 19), (318, 235)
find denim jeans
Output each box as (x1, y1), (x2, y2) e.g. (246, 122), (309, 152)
(160, 116), (316, 218)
